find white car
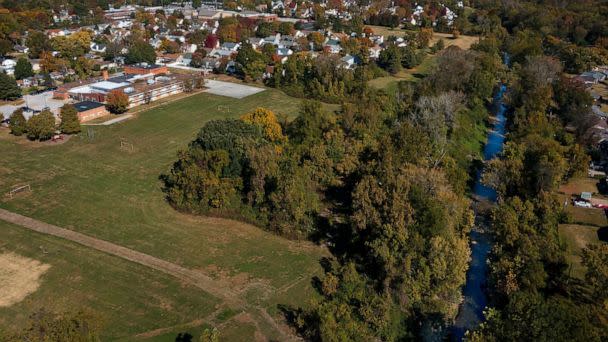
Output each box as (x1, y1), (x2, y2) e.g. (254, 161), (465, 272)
(574, 200), (592, 208)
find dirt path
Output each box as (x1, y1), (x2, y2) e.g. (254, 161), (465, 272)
(0, 208), (299, 340)
(0, 208), (241, 307)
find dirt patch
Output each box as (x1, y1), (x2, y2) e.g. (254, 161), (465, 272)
(0, 252), (50, 307)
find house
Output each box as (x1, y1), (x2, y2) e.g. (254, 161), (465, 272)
(90, 42), (107, 54)
(220, 42), (241, 52)
(176, 53), (193, 66)
(369, 46), (382, 59)
(14, 45), (29, 54)
(73, 101), (109, 122)
(1, 59), (16, 75)
(340, 54), (361, 69)
(324, 39), (342, 54)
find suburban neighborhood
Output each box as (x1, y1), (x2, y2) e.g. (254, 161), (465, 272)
(0, 1), (607, 341)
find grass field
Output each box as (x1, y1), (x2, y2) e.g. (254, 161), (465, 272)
(368, 53), (438, 93)
(557, 178), (608, 279)
(0, 89), (329, 340)
(558, 224), (605, 279)
(367, 25), (479, 50)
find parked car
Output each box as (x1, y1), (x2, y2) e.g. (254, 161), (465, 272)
(573, 200), (592, 208)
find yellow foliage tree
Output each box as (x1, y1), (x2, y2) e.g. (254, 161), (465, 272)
(240, 108), (286, 144)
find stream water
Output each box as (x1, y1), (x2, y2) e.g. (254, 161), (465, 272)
(450, 78), (508, 340)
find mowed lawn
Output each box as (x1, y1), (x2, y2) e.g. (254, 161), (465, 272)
(0, 89), (329, 340)
(368, 53), (438, 93)
(558, 224), (605, 279)
(0, 220), (219, 340)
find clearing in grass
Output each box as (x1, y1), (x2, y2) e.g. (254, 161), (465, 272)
(0, 252), (50, 307)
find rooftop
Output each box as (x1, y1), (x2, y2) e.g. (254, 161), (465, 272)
(73, 101), (105, 112)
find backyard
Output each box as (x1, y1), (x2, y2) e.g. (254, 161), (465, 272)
(0, 88), (329, 340)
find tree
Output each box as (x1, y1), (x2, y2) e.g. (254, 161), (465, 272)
(25, 30), (50, 58)
(240, 108), (286, 143)
(278, 22), (294, 35)
(9, 309), (100, 341)
(105, 90), (129, 114)
(125, 40), (156, 65)
(190, 51), (206, 68)
(159, 39), (180, 54)
(9, 108), (27, 136)
(0, 72), (21, 101)
(26, 110), (56, 141)
(256, 22), (275, 38)
(582, 244), (608, 303)
(192, 0), (202, 8)
(0, 39), (12, 56)
(378, 44), (402, 74)
(59, 104), (81, 134)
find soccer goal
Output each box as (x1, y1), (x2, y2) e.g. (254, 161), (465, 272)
(217, 105), (230, 113)
(120, 140), (134, 152)
(7, 184), (31, 199)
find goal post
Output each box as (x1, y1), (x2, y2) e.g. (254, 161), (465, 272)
(217, 105), (230, 113)
(7, 184), (31, 198)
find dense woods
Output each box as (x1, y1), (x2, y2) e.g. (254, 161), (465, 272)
(162, 36), (503, 338)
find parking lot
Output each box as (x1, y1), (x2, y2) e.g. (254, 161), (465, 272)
(203, 80), (265, 99)
(0, 91), (70, 119)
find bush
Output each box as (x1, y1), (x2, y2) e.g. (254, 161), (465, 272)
(9, 108), (27, 136)
(26, 110), (56, 141)
(59, 104), (81, 134)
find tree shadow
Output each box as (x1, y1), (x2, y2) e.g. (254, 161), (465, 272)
(175, 332), (193, 342)
(597, 226), (608, 242)
(596, 178), (608, 195)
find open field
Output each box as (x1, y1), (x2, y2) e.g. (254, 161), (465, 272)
(557, 178), (608, 279)
(558, 224), (605, 278)
(558, 177), (608, 227)
(368, 54), (438, 93)
(367, 25), (479, 50)
(0, 88), (329, 340)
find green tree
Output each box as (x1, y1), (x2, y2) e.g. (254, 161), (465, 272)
(0, 72), (21, 101)
(582, 244), (608, 304)
(59, 104), (81, 134)
(105, 90), (129, 114)
(9, 108), (27, 136)
(26, 109), (56, 141)
(6, 309), (100, 342)
(125, 40), (156, 65)
(25, 30), (51, 59)
(378, 44), (402, 74)
(0, 39), (11, 56)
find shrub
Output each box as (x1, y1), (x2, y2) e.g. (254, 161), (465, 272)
(26, 110), (56, 141)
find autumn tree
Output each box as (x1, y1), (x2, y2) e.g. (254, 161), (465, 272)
(105, 90), (129, 114)
(59, 104), (81, 134)
(240, 108), (286, 143)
